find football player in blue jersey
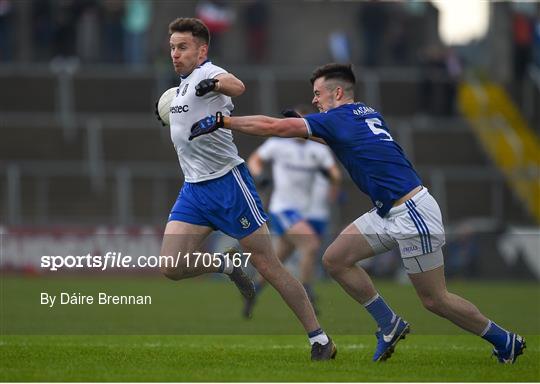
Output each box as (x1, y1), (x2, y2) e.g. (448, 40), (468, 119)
(157, 18), (336, 361)
(189, 63), (525, 364)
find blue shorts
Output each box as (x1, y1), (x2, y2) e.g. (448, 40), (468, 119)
(168, 163), (268, 239)
(268, 210), (304, 236)
(307, 219), (328, 237)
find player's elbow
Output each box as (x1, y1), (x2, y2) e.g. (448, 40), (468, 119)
(229, 80), (245, 97)
(237, 81), (246, 95)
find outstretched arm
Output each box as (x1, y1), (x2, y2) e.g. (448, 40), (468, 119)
(224, 115), (309, 138)
(189, 113), (310, 141)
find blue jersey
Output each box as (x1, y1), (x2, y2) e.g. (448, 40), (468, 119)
(303, 102), (421, 217)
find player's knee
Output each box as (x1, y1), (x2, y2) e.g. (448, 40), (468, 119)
(323, 241), (355, 275)
(420, 294), (447, 316)
(322, 249), (342, 276)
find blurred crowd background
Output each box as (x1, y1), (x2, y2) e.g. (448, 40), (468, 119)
(0, 0), (539, 280)
(0, 1), (538, 85)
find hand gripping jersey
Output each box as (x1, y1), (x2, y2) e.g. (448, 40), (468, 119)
(303, 103), (421, 217)
(169, 60), (244, 183)
(257, 138), (335, 214)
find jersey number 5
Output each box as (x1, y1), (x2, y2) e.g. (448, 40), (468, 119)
(366, 118), (393, 141)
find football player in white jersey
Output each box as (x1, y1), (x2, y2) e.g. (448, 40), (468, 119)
(291, 107), (341, 241)
(156, 18), (336, 360)
(244, 125), (341, 318)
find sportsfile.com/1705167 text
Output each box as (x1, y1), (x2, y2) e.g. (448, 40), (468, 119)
(40, 251), (251, 272)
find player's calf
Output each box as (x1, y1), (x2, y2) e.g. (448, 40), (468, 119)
(161, 265), (187, 281)
(418, 292), (449, 317)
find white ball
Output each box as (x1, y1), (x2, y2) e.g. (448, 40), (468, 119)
(157, 87), (178, 125)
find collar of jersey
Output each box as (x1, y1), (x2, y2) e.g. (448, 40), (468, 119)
(179, 59), (211, 80)
(326, 102), (360, 113)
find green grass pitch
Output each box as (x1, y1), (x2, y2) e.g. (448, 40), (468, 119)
(1, 276), (539, 381)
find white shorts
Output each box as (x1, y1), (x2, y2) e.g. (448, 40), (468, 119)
(354, 187), (446, 273)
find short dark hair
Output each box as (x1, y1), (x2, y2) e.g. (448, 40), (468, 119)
(168, 18), (210, 45)
(310, 63), (356, 85)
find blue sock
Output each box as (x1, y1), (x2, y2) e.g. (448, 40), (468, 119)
(481, 320), (509, 350)
(364, 294), (396, 332)
(308, 328), (323, 338)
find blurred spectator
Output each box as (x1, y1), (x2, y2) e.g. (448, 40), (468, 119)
(0, 0), (14, 61)
(444, 47), (463, 115)
(242, 0), (269, 63)
(76, 0), (100, 63)
(419, 1), (440, 52)
(388, 21), (410, 66)
(328, 30), (351, 63)
(196, 0), (234, 59)
(533, 6), (540, 68)
(357, 0), (388, 67)
(419, 45), (445, 115)
(512, 11), (533, 81)
(123, 0), (151, 68)
(51, 0), (80, 59)
(384, 5), (409, 66)
(401, 1), (440, 67)
(101, 0), (124, 64)
(32, 0), (54, 61)
(419, 44), (461, 116)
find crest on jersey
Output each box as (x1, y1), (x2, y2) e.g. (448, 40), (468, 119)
(239, 216), (251, 229)
(181, 83), (189, 96)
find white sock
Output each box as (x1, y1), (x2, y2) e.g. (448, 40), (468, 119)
(480, 320), (492, 337)
(363, 293), (380, 307)
(309, 332), (329, 346)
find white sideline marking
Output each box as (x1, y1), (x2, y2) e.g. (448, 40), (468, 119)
(1, 339), (537, 353)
